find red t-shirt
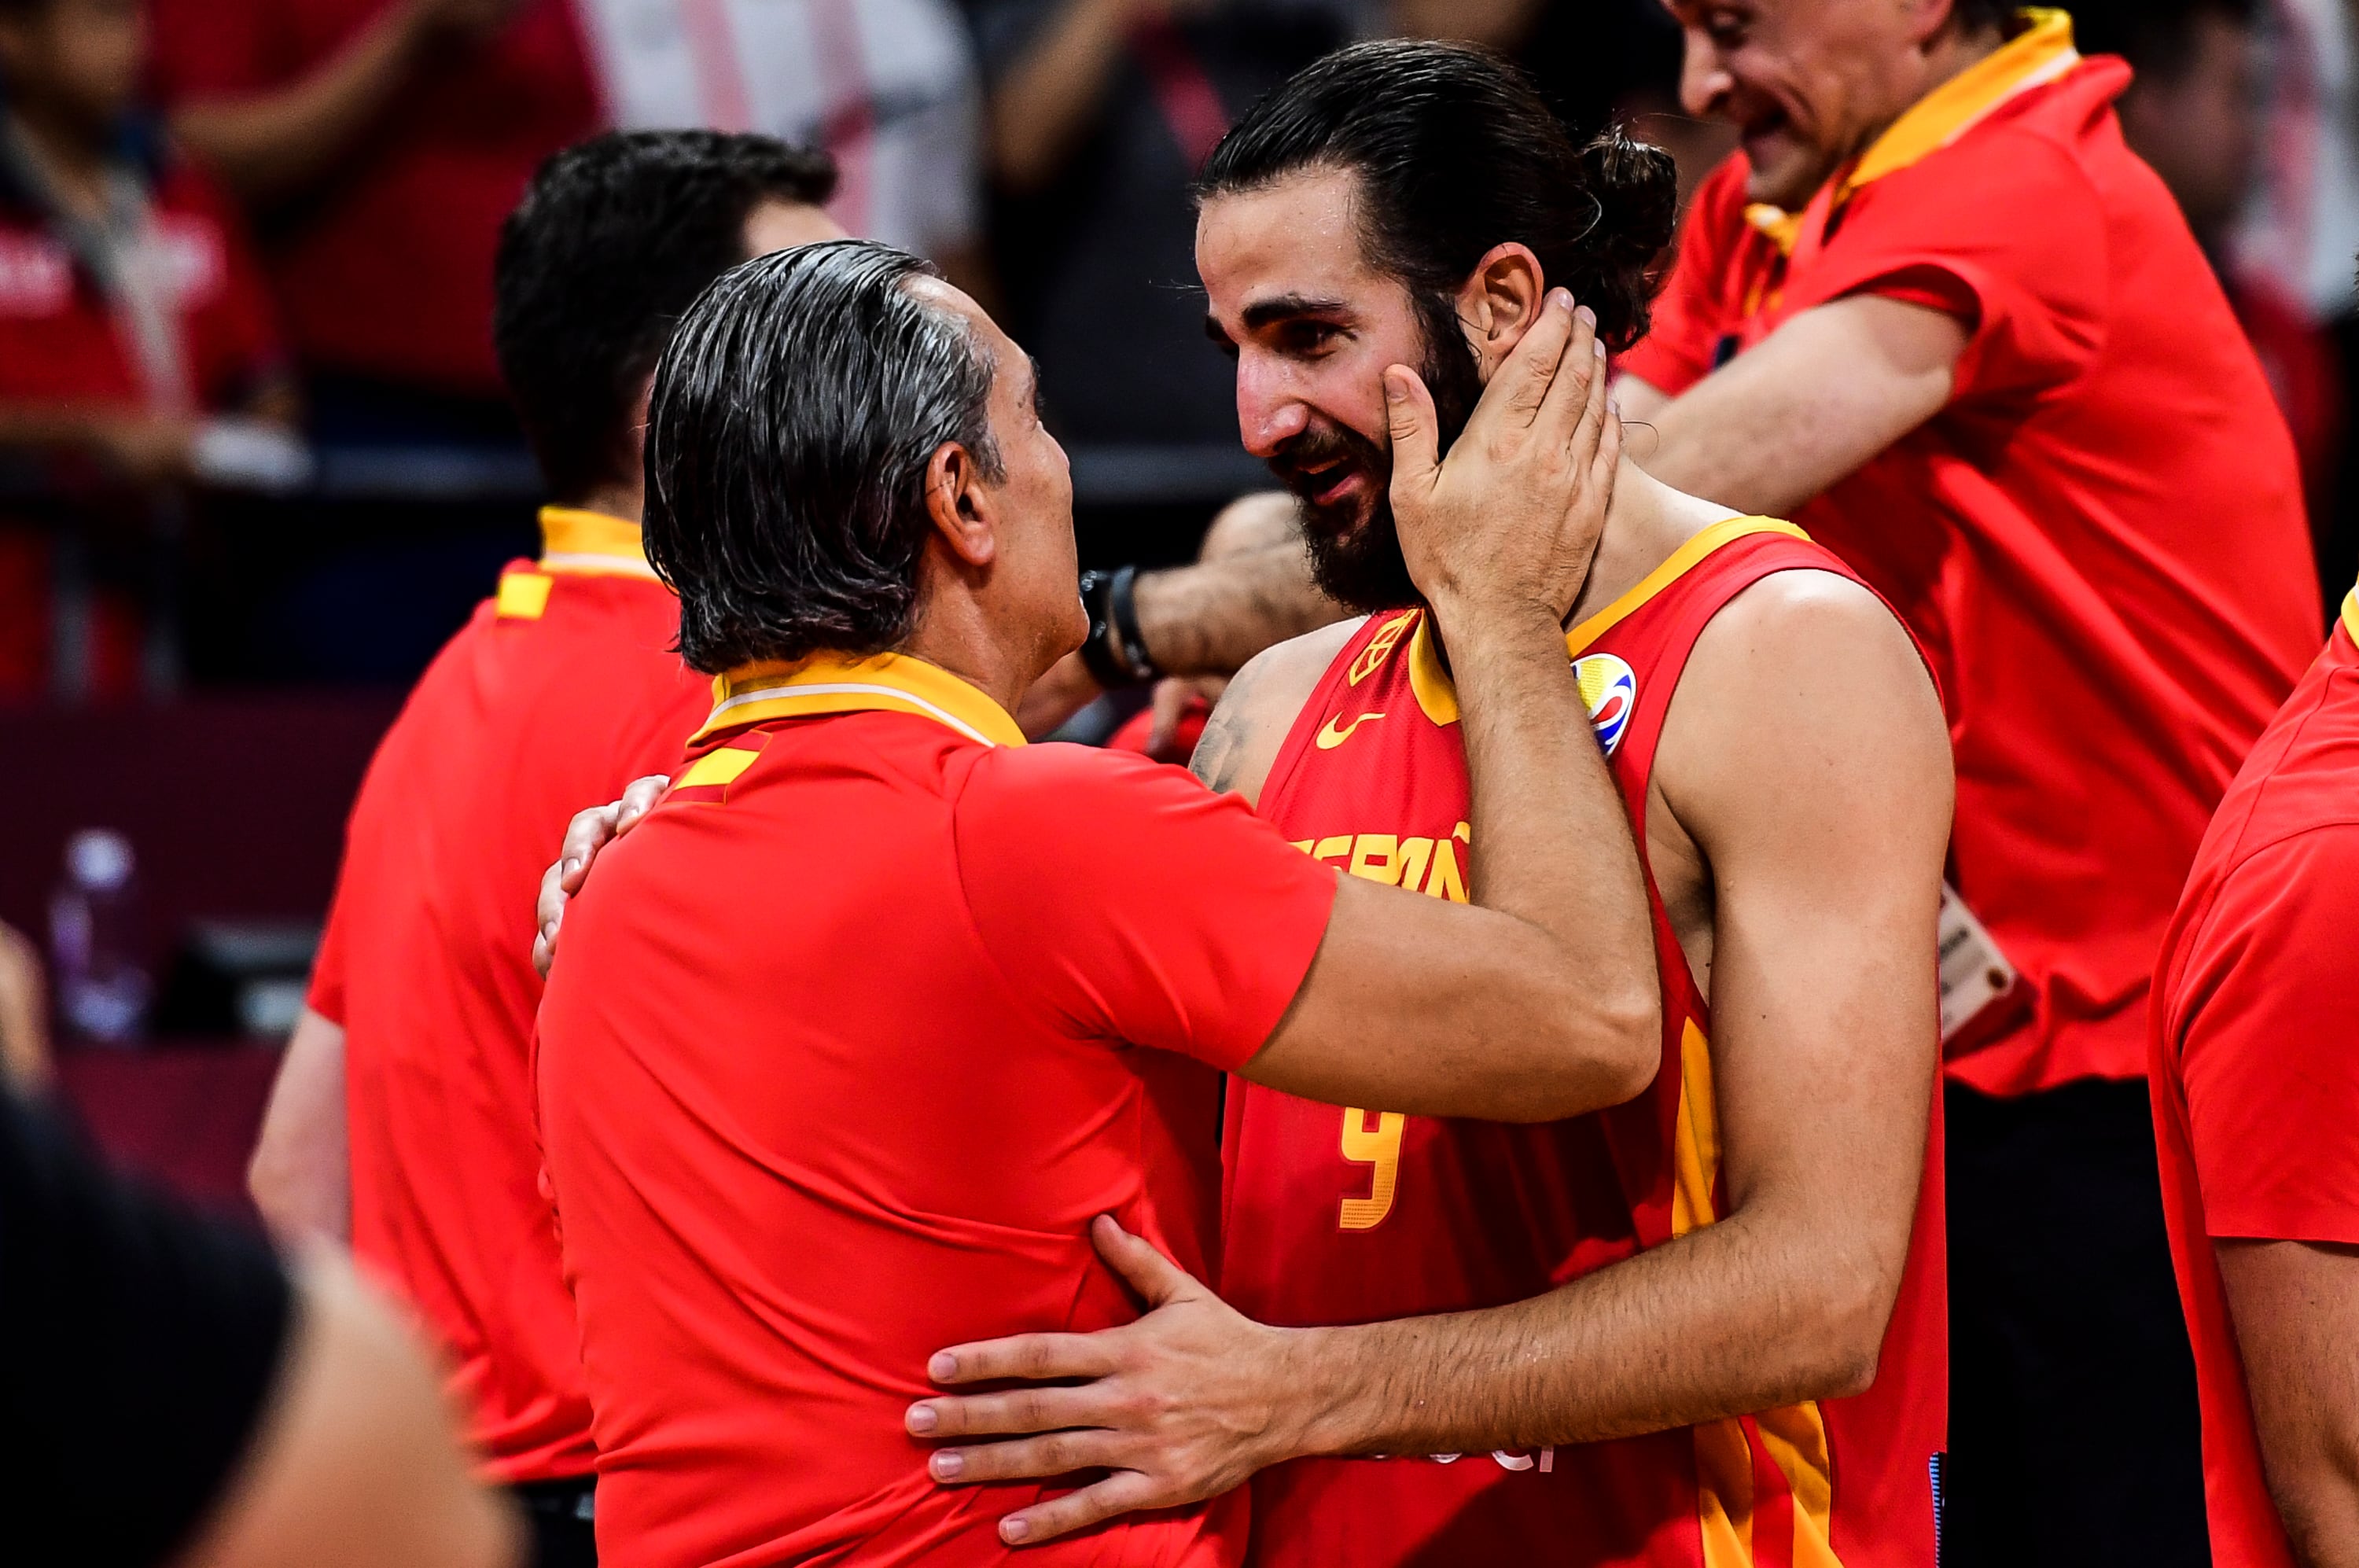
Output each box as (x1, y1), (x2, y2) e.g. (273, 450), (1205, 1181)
(0, 152), (285, 697)
(310, 510), (708, 1482)
(2149, 590), (2359, 1568)
(534, 650), (1336, 1568)
(0, 154), (283, 410)
(146, 0), (600, 395)
(1621, 34), (2320, 1097)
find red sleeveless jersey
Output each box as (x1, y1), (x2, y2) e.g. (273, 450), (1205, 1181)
(1224, 517), (1948, 1568)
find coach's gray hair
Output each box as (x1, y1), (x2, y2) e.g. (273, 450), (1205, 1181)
(642, 238), (1005, 673)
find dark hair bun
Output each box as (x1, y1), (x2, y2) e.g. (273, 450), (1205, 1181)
(1570, 129), (1680, 352)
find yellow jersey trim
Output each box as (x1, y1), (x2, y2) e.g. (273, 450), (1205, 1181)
(495, 572), (554, 620)
(1746, 9), (2079, 256)
(539, 506), (661, 580)
(675, 746), (763, 789)
(2339, 580), (2357, 645)
(1403, 517), (1809, 727)
(692, 650), (1027, 749)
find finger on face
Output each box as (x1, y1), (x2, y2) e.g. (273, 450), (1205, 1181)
(907, 1380), (1108, 1441)
(1503, 288), (1577, 416)
(928, 1331), (1121, 1386)
(999, 1471), (1168, 1548)
(1562, 325), (1612, 469)
(925, 1426), (1121, 1487)
(1535, 303), (1601, 447)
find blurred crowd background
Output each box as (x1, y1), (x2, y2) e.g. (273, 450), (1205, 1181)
(0, 0), (2353, 1183)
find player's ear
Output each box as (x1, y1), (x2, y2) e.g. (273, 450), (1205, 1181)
(1456, 243), (1547, 382)
(922, 439), (999, 570)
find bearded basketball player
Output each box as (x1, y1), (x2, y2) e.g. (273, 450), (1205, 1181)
(907, 42), (1958, 1568)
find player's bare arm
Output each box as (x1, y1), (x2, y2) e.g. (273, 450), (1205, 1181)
(248, 1007), (352, 1244)
(908, 564), (1952, 1545)
(1623, 295), (1969, 518)
(2215, 1240), (2359, 1566)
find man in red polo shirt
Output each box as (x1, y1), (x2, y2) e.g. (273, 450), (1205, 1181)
(2151, 576), (2359, 1568)
(0, 0), (292, 697)
(1608, 4), (2320, 1559)
(533, 238), (1662, 1566)
(245, 131), (841, 1568)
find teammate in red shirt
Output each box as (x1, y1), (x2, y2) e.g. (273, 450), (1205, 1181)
(907, 46), (1955, 1566)
(532, 237), (1666, 1566)
(246, 131), (841, 1566)
(2151, 578), (2359, 1568)
(1610, 6), (2319, 1557)
(0, 0), (291, 697)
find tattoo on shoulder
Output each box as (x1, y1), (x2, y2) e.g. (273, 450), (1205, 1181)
(1191, 691), (1253, 794)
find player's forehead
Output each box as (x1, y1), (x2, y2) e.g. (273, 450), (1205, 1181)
(1195, 166), (1389, 329)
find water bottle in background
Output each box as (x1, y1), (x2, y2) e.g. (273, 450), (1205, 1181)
(50, 829), (151, 1045)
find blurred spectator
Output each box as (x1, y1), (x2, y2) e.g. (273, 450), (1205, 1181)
(578, 0), (989, 291)
(0, 0), (293, 700)
(146, 0), (598, 436)
(1511, 0), (1736, 207)
(2237, 0), (2359, 613)
(2080, 0), (2345, 584)
(0, 919), (48, 1087)
(970, 0), (1360, 450)
(2, 1078), (523, 1568)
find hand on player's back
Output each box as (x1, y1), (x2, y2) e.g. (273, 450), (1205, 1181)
(532, 775), (669, 979)
(1386, 289), (1620, 629)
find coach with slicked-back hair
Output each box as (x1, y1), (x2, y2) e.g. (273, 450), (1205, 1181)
(531, 236), (1664, 1567)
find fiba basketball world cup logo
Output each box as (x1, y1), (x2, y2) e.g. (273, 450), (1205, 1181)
(1573, 653), (1637, 756)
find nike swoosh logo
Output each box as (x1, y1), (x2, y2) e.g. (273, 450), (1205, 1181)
(1316, 712), (1386, 749)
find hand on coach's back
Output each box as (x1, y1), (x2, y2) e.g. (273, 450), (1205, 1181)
(532, 775), (669, 979)
(1386, 289), (1621, 631)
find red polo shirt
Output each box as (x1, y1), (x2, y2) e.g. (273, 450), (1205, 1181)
(145, 0), (599, 396)
(0, 152), (284, 697)
(534, 650), (1336, 1567)
(2149, 585), (2359, 1568)
(310, 508), (708, 1482)
(1621, 14), (2320, 1097)
(0, 156), (282, 409)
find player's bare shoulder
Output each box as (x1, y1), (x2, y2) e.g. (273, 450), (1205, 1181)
(1658, 567), (1951, 851)
(1191, 617), (1367, 807)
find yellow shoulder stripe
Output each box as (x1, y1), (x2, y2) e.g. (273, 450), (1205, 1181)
(496, 572), (554, 620)
(1565, 516), (1808, 657)
(676, 747), (762, 789)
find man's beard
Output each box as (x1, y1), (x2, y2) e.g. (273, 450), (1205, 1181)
(1266, 296), (1485, 614)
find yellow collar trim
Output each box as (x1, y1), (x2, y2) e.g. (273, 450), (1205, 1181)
(1747, 9), (2078, 256)
(2340, 580), (2357, 645)
(691, 650), (1027, 749)
(1404, 516), (1810, 727)
(539, 507), (659, 580)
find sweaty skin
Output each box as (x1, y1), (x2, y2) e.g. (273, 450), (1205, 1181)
(900, 167), (1954, 1549)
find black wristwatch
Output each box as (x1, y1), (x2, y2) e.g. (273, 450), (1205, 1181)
(1076, 565), (1161, 689)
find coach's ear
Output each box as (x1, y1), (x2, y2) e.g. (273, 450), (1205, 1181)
(1456, 242), (1548, 385)
(923, 438), (999, 571)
